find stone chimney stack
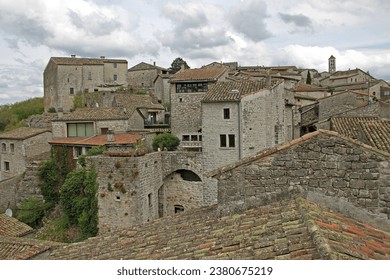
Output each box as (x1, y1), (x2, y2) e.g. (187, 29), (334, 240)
(107, 130), (115, 142)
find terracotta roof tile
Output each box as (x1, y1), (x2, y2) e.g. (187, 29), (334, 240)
(331, 117), (390, 153)
(0, 127), (51, 140)
(49, 133), (142, 146)
(0, 236), (63, 260)
(37, 196), (390, 260)
(202, 80), (269, 102)
(170, 67), (227, 82)
(0, 214), (33, 237)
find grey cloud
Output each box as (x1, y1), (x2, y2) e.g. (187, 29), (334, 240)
(159, 3), (230, 56)
(0, 12), (50, 48)
(67, 9), (123, 36)
(279, 13), (313, 28)
(228, 0), (271, 42)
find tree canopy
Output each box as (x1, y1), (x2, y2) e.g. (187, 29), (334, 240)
(170, 57), (190, 74)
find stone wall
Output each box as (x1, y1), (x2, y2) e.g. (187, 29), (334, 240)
(318, 91), (368, 121)
(0, 175), (22, 212)
(170, 91), (205, 137)
(90, 152), (163, 232)
(212, 131), (390, 228)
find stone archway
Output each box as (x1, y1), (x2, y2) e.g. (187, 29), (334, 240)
(158, 169), (203, 217)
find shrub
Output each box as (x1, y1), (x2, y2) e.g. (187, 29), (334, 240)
(17, 197), (51, 228)
(152, 133), (180, 151)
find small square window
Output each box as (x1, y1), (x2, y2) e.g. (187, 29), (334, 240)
(70, 88), (74, 94)
(223, 108), (230, 119)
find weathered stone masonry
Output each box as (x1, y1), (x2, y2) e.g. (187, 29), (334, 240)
(211, 130), (390, 229)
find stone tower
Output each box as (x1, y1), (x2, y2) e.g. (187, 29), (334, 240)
(328, 55), (336, 74)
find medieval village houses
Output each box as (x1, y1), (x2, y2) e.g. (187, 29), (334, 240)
(1, 55), (390, 260)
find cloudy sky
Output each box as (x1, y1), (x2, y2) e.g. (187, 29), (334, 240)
(1, 0), (390, 104)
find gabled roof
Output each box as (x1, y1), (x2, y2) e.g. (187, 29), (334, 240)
(49, 133), (142, 146)
(170, 66), (228, 82)
(128, 62), (167, 72)
(0, 127), (51, 140)
(208, 129), (389, 178)
(39, 196), (390, 260)
(0, 214), (33, 237)
(331, 117), (390, 153)
(202, 80), (269, 102)
(54, 108), (129, 121)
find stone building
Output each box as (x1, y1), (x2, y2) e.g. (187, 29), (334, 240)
(209, 129), (390, 230)
(127, 62), (171, 105)
(170, 66), (229, 147)
(0, 127), (52, 181)
(319, 68), (374, 88)
(44, 55), (128, 113)
(201, 79), (287, 172)
(300, 90), (374, 134)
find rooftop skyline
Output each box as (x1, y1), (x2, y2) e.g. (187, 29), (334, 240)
(1, 0), (390, 104)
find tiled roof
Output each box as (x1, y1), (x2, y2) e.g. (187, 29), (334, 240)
(0, 127), (50, 140)
(40, 197), (390, 260)
(170, 67), (227, 82)
(0, 236), (63, 260)
(0, 214), (33, 237)
(50, 57), (127, 65)
(202, 80), (268, 102)
(128, 62), (167, 72)
(112, 94), (164, 116)
(49, 133), (142, 146)
(295, 84), (327, 92)
(331, 117), (390, 153)
(55, 108), (129, 121)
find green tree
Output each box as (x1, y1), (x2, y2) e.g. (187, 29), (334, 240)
(306, 71), (312, 85)
(170, 57), (190, 74)
(152, 133), (180, 151)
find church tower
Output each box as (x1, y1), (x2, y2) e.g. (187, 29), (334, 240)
(328, 55), (336, 74)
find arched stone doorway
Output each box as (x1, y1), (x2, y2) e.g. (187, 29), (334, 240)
(158, 169), (203, 217)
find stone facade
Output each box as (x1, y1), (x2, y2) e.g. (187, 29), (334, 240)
(170, 66), (229, 139)
(91, 151), (206, 231)
(44, 56), (128, 112)
(0, 129), (52, 181)
(202, 81), (286, 172)
(210, 130), (390, 229)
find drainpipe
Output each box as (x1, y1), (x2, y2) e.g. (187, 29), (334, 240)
(237, 101), (242, 161)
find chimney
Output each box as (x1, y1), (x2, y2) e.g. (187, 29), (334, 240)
(71, 54), (76, 58)
(107, 130), (115, 142)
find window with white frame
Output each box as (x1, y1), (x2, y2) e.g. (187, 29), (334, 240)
(220, 134), (235, 148)
(67, 123), (94, 137)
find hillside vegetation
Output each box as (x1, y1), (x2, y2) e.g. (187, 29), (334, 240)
(0, 97), (44, 132)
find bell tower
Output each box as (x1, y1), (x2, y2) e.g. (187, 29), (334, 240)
(328, 55), (336, 74)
